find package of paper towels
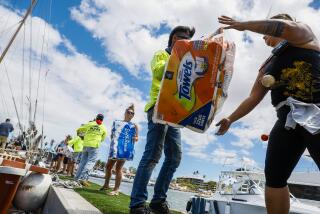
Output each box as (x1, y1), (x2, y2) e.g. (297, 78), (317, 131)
(153, 33), (235, 133)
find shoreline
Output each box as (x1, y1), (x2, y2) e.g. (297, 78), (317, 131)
(89, 174), (212, 195)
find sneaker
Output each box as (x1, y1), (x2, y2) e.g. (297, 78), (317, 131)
(129, 205), (151, 214)
(149, 201), (170, 214)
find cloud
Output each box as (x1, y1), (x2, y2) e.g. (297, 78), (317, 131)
(181, 127), (219, 160)
(241, 156), (257, 167)
(0, 4), (146, 150)
(210, 148), (257, 168)
(2, 0), (320, 171)
(70, 0), (320, 166)
(211, 148), (238, 165)
(70, 0), (320, 79)
(228, 114), (274, 150)
(70, 0), (248, 78)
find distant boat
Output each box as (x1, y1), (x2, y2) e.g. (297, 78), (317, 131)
(288, 172), (320, 201)
(122, 176), (134, 183)
(186, 170), (320, 214)
(89, 170), (106, 179)
(89, 171), (135, 183)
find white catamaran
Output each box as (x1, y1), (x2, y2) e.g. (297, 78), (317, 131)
(187, 170), (320, 214)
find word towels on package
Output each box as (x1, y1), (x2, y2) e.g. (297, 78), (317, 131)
(153, 33), (235, 133)
(109, 120), (136, 160)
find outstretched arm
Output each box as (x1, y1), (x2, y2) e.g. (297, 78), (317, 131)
(218, 15), (315, 45)
(216, 71), (269, 135)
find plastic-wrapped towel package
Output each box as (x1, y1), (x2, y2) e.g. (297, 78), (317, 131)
(108, 120), (136, 160)
(153, 33), (235, 133)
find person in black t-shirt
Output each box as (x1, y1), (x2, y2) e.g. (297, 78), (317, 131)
(216, 14), (320, 214)
(0, 118), (14, 151)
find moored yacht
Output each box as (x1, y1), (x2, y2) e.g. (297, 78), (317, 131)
(288, 171), (320, 201)
(187, 170), (320, 214)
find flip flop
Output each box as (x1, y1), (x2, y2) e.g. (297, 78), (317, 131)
(108, 191), (119, 196)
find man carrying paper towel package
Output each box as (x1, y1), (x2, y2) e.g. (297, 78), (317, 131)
(129, 26), (195, 214)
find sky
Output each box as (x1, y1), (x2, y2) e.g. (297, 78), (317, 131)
(0, 0), (319, 181)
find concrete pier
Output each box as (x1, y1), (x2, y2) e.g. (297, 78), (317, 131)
(42, 186), (102, 214)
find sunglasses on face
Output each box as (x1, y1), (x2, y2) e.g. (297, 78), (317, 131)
(126, 110), (135, 116)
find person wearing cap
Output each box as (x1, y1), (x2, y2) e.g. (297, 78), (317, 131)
(129, 26), (195, 214)
(0, 118), (14, 151)
(75, 114), (107, 186)
(67, 130), (84, 176)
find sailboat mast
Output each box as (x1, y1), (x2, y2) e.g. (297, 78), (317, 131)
(0, 0), (38, 135)
(0, 0), (38, 65)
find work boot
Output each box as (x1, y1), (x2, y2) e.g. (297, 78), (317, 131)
(129, 204), (151, 214)
(149, 201), (170, 214)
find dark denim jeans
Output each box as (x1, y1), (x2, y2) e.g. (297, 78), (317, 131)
(130, 107), (182, 208)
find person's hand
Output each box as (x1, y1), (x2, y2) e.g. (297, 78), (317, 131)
(132, 136), (138, 142)
(218, 15), (246, 31)
(215, 118), (232, 135)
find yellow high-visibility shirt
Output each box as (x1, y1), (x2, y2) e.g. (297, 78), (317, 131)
(144, 50), (170, 112)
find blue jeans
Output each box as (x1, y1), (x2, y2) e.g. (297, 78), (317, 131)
(75, 147), (98, 181)
(130, 107), (181, 208)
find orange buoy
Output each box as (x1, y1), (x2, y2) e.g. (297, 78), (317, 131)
(261, 134), (269, 141)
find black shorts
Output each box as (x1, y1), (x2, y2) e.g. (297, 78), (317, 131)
(265, 106), (320, 188)
(63, 156), (70, 164)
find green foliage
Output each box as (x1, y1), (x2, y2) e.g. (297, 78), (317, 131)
(179, 181), (198, 191)
(206, 181), (217, 191)
(178, 179), (217, 191)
